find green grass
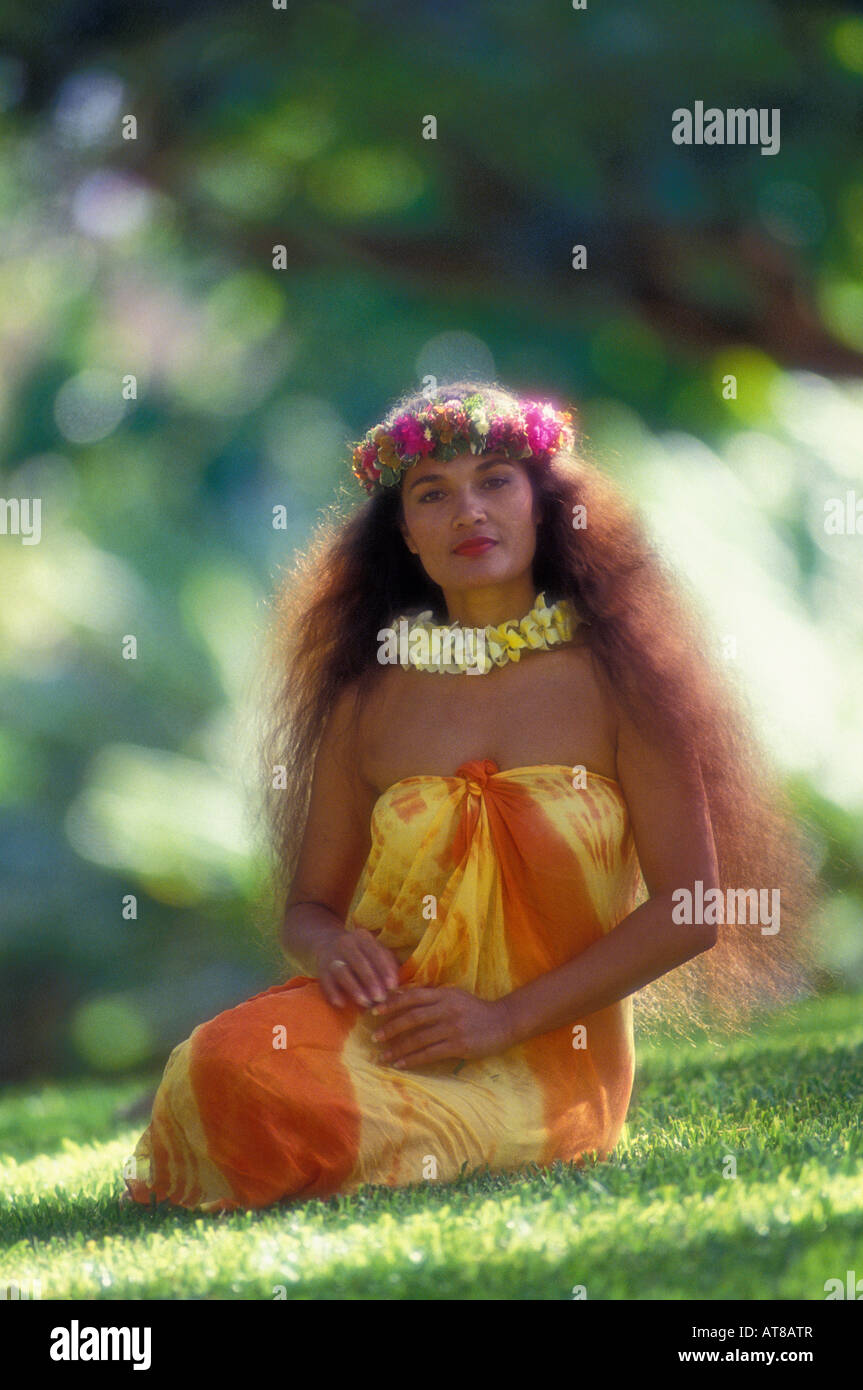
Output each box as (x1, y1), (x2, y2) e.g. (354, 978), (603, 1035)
(1, 990), (861, 1300)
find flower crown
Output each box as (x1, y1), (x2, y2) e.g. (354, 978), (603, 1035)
(350, 391), (577, 495)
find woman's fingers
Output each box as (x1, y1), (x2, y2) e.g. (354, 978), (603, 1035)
(353, 936), (399, 1002)
(341, 948), (385, 1004)
(329, 958), (373, 1007)
(319, 973), (350, 1009)
(369, 946), (400, 996)
(374, 1002), (440, 1042)
(381, 1025), (447, 1063)
(363, 936), (400, 991)
(318, 931), (402, 1011)
(381, 949), (400, 992)
(387, 1040), (451, 1069)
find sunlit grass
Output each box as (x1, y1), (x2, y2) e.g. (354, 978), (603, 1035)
(1, 990), (860, 1300)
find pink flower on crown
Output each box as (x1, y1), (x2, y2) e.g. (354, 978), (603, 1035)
(524, 401), (565, 455)
(390, 414), (436, 458)
(485, 414), (528, 455)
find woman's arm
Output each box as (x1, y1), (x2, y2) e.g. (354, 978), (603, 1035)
(281, 682), (400, 1007)
(280, 901), (350, 978)
(501, 705), (719, 1047)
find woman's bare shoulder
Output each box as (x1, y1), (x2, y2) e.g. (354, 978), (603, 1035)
(327, 665), (405, 771)
(556, 632), (619, 709)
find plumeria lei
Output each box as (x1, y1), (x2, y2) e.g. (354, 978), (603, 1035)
(394, 590), (581, 675)
(350, 392), (576, 495)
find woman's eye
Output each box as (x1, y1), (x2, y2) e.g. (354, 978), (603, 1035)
(417, 476), (508, 503)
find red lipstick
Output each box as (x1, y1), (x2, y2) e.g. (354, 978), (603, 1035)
(452, 537), (497, 556)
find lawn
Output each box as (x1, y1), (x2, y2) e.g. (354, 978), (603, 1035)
(1, 989), (861, 1300)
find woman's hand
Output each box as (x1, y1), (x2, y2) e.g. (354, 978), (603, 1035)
(316, 927), (401, 1010)
(370, 986), (513, 1069)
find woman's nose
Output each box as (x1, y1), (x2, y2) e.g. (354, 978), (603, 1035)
(452, 490), (488, 520)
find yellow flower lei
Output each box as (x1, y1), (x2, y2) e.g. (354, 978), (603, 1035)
(396, 591), (581, 675)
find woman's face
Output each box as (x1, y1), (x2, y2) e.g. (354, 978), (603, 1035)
(398, 450), (540, 598)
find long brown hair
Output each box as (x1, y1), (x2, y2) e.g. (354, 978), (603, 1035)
(254, 379), (825, 1037)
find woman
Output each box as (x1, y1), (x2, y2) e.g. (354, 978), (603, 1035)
(122, 380), (819, 1212)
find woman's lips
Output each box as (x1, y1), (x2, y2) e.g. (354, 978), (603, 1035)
(452, 538), (497, 556)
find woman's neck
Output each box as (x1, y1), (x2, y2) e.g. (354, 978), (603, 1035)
(442, 579), (539, 628)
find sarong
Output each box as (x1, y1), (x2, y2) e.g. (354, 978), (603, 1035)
(123, 759), (646, 1210)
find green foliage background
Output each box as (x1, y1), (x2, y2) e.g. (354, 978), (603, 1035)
(1, 0), (862, 1084)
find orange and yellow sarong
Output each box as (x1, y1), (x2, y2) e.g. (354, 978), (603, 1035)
(123, 759), (646, 1211)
